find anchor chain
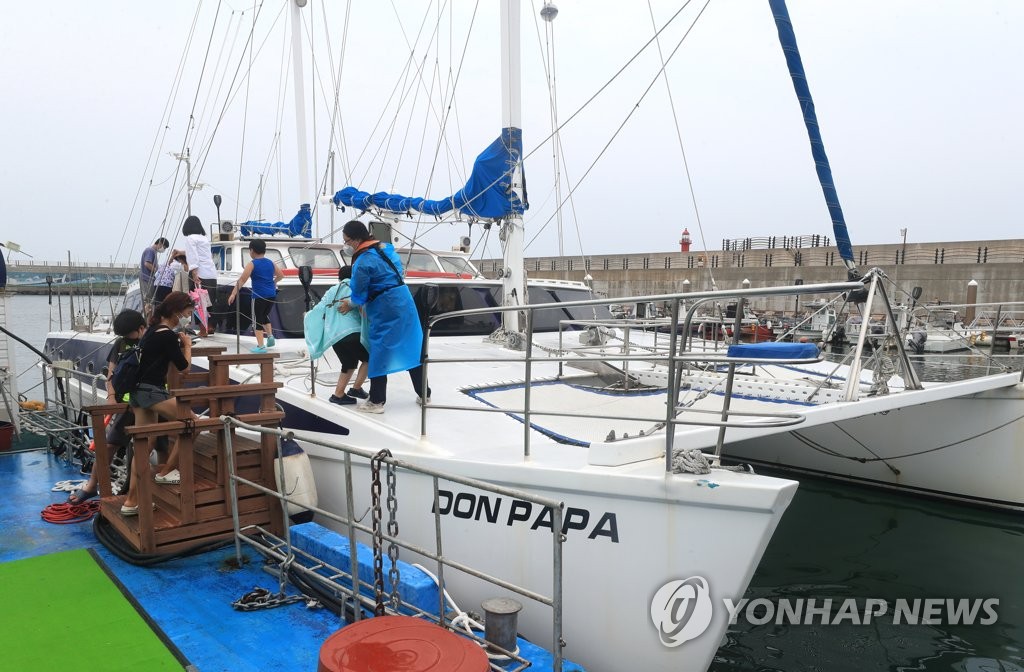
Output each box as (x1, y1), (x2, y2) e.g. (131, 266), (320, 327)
(386, 456), (401, 612)
(370, 449), (400, 616)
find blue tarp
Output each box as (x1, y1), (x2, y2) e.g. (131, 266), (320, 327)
(333, 127), (527, 219)
(240, 203), (312, 238)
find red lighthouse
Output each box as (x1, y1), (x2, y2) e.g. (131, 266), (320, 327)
(679, 228), (691, 252)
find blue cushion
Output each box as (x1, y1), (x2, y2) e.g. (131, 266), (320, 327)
(726, 342), (819, 359)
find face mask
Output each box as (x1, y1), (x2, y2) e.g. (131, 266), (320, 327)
(179, 315), (191, 329)
(343, 244), (354, 256)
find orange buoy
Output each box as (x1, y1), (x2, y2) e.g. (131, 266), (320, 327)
(318, 615), (489, 672)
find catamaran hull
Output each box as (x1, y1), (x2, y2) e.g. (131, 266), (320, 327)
(721, 374), (1024, 510)
(299, 437), (797, 672)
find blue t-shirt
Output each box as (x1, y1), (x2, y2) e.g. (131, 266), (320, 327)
(250, 257), (277, 299)
(140, 247), (157, 284)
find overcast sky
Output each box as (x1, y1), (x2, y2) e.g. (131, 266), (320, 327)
(2, 1), (1021, 268)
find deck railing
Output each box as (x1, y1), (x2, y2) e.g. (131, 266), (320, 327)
(221, 417), (567, 672)
(421, 279), (866, 469)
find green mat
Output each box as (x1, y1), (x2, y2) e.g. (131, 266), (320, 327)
(0, 549), (184, 671)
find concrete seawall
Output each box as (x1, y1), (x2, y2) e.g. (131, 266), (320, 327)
(482, 238), (1024, 314)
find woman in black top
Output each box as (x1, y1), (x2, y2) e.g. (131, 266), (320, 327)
(121, 291), (196, 515)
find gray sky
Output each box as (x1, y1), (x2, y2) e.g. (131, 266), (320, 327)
(2, 1), (1022, 268)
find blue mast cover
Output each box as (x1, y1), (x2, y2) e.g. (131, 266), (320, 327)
(770, 0), (855, 269)
(240, 203), (313, 238)
(333, 127), (527, 219)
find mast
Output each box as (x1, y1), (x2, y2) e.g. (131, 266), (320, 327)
(769, 0), (857, 279)
(500, 0), (526, 335)
(291, 0), (312, 220)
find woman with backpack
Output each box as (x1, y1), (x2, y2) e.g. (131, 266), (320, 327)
(119, 291), (197, 515)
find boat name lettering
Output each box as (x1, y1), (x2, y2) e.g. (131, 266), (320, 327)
(432, 489), (619, 543)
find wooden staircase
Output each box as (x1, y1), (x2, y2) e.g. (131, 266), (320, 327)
(86, 346), (286, 555)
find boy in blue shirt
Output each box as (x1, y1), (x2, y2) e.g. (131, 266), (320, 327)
(228, 239), (284, 353)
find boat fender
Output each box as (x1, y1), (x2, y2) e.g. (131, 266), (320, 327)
(275, 437), (318, 516)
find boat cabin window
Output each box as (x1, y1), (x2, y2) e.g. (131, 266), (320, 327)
(261, 249), (285, 267)
(241, 282), (608, 339)
(437, 255), (479, 277)
(288, 247), (339, 269)
(400, 251), (439, 273)
(211, 245), (230, 271)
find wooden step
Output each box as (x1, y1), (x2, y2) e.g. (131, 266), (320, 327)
(100, 495), (275, 556)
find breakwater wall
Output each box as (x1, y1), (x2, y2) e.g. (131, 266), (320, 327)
(481, 238), (1024, 314)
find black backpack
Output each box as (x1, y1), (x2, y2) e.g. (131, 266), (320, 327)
(110, 343), (143, 400)
(110, 326), (164, 399)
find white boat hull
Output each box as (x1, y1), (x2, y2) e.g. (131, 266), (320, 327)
(720, 374), (1024, 509)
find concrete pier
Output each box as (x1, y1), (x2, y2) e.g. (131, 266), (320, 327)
(481, 237), (1024, 313)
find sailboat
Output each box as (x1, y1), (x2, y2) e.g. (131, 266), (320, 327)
(38, 2), (810, 671)
(39, 2), (1024, 670)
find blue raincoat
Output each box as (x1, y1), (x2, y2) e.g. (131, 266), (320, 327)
(349, 243), (422, 377)
(303, 279), (365, 360)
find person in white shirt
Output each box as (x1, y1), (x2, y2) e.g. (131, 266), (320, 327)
(182, 215), (219, 337)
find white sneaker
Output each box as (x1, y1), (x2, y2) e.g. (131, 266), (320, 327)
(356, 401), (385, 414)
(155, 468), (181, 484)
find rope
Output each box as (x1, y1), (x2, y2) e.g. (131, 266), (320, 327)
(231, 586), (312, 611)
(41, 500), (100, 524)
(671, 448), (711, 475)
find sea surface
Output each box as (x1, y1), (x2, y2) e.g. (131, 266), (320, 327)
(3, 293), (1023, 670)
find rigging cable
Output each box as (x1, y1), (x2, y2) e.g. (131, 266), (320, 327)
(646, 0), (716, 290)
(524, 1), (704, 251)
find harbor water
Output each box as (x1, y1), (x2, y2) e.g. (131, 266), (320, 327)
(4, 293), (1022, 670)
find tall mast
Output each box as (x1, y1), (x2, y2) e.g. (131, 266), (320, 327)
(291, 0), (312, 220)
(500, 0), (525, 335)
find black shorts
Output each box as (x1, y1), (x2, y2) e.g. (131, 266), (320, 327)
(253, 296), (274, 326)
(154, 285), (172, 304)
(331, 332), (369, 372)
(105, 411), (134, 447)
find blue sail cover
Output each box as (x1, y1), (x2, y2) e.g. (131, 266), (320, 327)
(240, 203), (312, 238)
(333, 127), (527, 219)
(770, 0), (855, 269)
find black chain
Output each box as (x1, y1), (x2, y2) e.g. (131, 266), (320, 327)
(370, 449), (391, 617)
(386, 458), (400, 611)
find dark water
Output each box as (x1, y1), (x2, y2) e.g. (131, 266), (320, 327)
(711, 474), (1024, 671)
(825, 342), (1024, 384)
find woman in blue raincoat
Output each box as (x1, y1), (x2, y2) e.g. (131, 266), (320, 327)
(338, 220), (428, 413)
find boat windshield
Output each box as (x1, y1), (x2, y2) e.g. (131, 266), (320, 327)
(287, 247), (340, 269)
(267, 283), (610, 338)
(437, 255), (479, 277)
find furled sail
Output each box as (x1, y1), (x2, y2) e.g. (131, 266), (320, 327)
(240, 203), (312, 238)
(770, 0), (856, 273)
(332, 127), (527, 219)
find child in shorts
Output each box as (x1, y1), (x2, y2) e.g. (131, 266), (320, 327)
(228, 239), (284, 353)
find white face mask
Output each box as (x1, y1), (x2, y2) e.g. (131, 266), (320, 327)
(179, 315), (192, 329)
(343, 244), (355, 256)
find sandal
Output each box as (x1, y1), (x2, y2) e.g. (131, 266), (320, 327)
(68, 486), (98, 505)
